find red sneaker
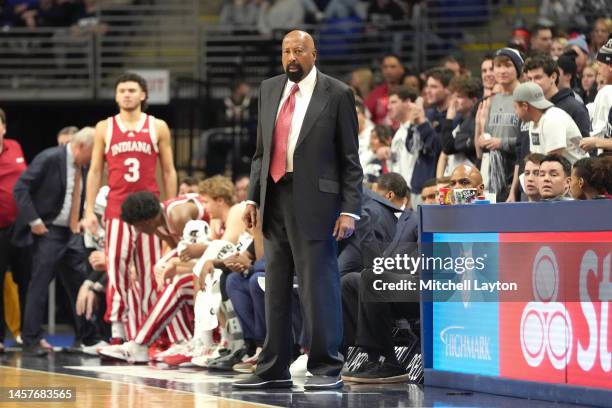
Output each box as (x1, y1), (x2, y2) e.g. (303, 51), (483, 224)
(148, 338), (170, 361)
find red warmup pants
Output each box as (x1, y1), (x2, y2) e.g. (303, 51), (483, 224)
(104, 218), (160, 340)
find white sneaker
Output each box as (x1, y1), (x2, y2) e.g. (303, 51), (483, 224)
(290, 354), (313, 377)
(153, 341), (189, 362)
(98, 341), (149, 363)
(82, 341), (109, 356)
(191, 342), (228, 368)
(161, 336), (210, 367)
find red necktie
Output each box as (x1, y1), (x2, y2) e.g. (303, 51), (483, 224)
(270, 84), (299, 182)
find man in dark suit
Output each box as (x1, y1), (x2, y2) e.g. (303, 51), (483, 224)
(338, 184), (406, 277)
(341, 207), (420, 384)
(237, 30), (363, 390)
(13, 127), (96, 356)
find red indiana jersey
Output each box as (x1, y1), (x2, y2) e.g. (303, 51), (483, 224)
(159, 193), (210, 240)
(104, 113), (160, 219)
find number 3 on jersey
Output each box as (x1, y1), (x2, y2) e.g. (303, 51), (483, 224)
(124, 158), (140, 182)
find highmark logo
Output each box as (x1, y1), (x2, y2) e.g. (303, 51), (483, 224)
(440, 326), (492, 361)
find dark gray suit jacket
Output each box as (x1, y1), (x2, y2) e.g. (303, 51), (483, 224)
(248, 70), (363, 240)
(12, 145), (87, 247)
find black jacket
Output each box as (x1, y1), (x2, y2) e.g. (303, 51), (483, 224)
(550, 88), (591, 138)
(338, 188), (402, 275)
(440, 108), (478, 167)
(248, 70), (363, 239)
(12, 145), (87, 246)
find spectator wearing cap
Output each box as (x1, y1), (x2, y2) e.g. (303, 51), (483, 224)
(530, 24), (553, 55)
(538, 155), (573, 201)
(580, 39), (612, 155)
(476, 47), (523, 202)
(521, 153), (545, 202)
(566, 35), (590, 75)
(569, 157), (612, 200)
(523, 54), (591, 138)
(513, 82), (587, 165)
(557, 51), (584, 103)
(511, 27), (531, 53)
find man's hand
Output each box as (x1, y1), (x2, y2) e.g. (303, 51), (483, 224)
(88, 250), (106, 271)
(198, 260), (216, 289)
(31, 223), (48, 236)
(332, 214), (356, 241)
(84, 290), (99, 320)
(179, 243), (205, 262)
(76, 282), (91, 317)
(84, 211), (99, 236)
(163, 259), (178, 285)
(579, 137), (598, 151)
(482, 137), (502, 151)
(243, 203), (257, 229)
(446, 95), (458, 120)
(408, 104), (426, 125)
(376, 146), (391, 160)
(224, 253), (252, 273)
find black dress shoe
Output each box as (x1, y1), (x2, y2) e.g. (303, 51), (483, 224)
(22, 344), (49, 357)
(304, 375), (344, 390)
(233, 374), (293, 389)
(342, 360), (409, 384)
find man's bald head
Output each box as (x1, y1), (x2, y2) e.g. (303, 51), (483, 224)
(449, 164), (484, 195)
(282, 30), (317, 82)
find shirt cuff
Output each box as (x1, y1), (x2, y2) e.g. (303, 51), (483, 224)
(341, 212), (360, 221)
(29, 218), (43, 227)
(245, 200), (258, 208)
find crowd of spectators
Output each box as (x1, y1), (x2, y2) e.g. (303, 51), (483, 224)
(0, 0), (102, 29)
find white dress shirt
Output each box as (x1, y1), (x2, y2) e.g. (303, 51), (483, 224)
(277, 65), (317, 173)
(390, 121), (418, 189)
(52, 143), (78, 227)
(249, 67), (359, 220)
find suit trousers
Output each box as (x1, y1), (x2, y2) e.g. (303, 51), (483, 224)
(22, 226), (95, 346)
(341, 271), (419, 358)
(0, 225), (31, 342)
(256, 177), (344, 379)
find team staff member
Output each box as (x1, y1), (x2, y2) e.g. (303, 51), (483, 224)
(237, 30), (363, 390)
(0, 108), (30, 354)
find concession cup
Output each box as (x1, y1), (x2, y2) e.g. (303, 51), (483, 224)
(453, 188), (479, 204)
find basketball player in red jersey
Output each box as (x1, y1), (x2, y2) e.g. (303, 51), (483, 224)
(84, 72), (177, 343)
(98, 191), (210, 363)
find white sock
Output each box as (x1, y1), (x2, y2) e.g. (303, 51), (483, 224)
(111, 322), (126, 340)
